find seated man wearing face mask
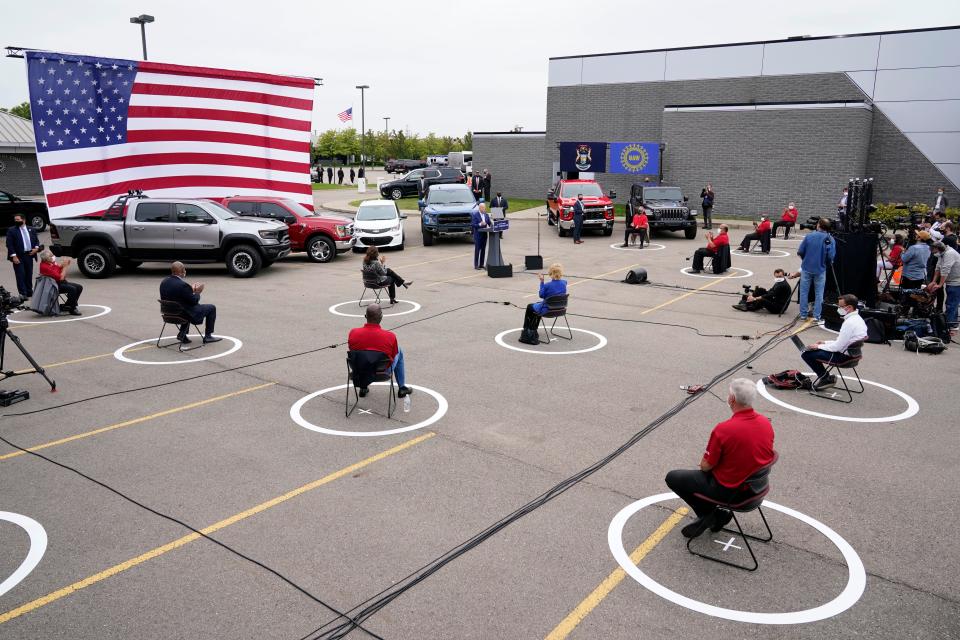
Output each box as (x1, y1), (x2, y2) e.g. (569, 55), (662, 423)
(732, 269), (796, 313)
(800, 293), (868, 390)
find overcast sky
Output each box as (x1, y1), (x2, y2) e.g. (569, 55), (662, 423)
(3, 0), (958, 138)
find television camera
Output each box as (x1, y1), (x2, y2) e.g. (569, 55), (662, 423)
(0, 286), (56, 401)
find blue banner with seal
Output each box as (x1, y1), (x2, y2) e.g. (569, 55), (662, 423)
(609, 142), (660, 175)
(558, 141), (607, 173)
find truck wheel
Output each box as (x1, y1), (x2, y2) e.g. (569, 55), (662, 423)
(685, 226), (699, 240)
(29, 215), (47, 232)
(307, 235), (335, 263)
(558, 225), (569, 238)
(225, 244), (262, 278)
(78, 245), (116, 279)
(390, 188), (403, 200)
(603, 226), (613, 236)
(422, 227), (434, 246)
(117, 259), (142, 270)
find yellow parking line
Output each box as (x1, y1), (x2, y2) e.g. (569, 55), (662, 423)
(0, 431), (436, 625)
(638, 274), (734, 316)
(436, 272), (487, 284)
(544, 507), (688, 640)
(14, 344), (155, 374)
(0, 383), (276, 462)
(395, 251), (472, 269)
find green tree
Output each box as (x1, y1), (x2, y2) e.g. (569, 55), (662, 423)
(316, 129), (339, 158)
(0, 101), (31, 120)
(334, 128), (359, 158)
(462, 131), (473, 150)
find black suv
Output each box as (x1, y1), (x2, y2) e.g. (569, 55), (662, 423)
(385, 158), (426, 174)
(379, 167), (465, 200)
(0, 190), (49, 231)
(626, 184), (698, 239)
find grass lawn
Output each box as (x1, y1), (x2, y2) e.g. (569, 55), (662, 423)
(347, 196), (548, 212)
(312, 182), (361, 191)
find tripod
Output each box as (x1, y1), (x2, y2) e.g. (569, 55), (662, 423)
(0, 317), (57, 392)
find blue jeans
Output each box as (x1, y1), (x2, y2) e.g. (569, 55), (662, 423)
(388, 349), (406, 387)
(798, 270), (826, 319)
(945, 285), (960, 328)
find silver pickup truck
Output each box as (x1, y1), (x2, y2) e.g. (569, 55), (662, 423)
(50, 194), (291, 278)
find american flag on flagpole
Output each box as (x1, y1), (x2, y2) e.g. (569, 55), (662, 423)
(337, 107), (352, 122)
(24, 50), (316, 219)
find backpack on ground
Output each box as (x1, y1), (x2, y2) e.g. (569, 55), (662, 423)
(904, 330), (947, 354)
(762, 369), (812, 390)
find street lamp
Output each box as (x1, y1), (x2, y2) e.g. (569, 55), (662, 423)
(383, 116), (390, 134)
(355, 85), (369, 170)
(129, 14), (155, 60)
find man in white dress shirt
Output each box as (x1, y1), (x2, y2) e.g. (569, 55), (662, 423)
(801, 293), (868, 390)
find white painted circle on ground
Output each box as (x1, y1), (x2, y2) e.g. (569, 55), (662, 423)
(609, 242), (666, 252)
(114, 334), (242, 365)
(329, 299), (421, 318)
(756, 373), (919, 423)
(0, 511), (47, 598)
(494, 327), (608, 355)
(8, 304), (111, 324)
(609, 492), (866, 625)
(290, 382), (447, 437)
(680, 267), (753, 279)
(732, 249), (791, 258)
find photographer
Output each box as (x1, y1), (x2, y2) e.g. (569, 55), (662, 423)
(38, 250), (82, 315)
(732, 269), (796, 313)
(877, 234), (904, 281)
(796, 218), (836, 322)
(900, 231), (931, 291)
(700, 183), (715, 230)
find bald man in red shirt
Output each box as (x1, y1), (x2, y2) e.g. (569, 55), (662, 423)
(665, 378), (775, 539)
(348, 304), (413, 398)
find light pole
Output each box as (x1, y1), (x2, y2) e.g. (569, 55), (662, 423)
(355, 85), (369, 170)
(383, 116), (390, 135)
(129, 14), (155, 60)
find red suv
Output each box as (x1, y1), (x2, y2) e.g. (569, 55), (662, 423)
(216, 196), (354, 262)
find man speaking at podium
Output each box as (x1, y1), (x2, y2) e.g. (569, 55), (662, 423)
(471, 203), (492, 270)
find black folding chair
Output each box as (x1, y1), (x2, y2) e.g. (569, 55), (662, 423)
(686, 452), (778, 572)
(345, 350), (397, 418)
(809, 340), (865, 403)
(157, 299), (205, 352)
(358, 274), (389, 307)
(745, 230), (771, 254)
(704, 244), (732, 274)
(537, 293), (572, 344)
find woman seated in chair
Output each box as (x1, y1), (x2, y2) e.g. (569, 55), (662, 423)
(38, 249), (83, 315)
(519, 262), (566, 345)
(361, 246), (412, 305)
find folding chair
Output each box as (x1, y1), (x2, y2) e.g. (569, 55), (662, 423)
(704, 244), (732, 274)
(345, 350), (397, 418)
(358, 274), (389, 307)
(809, 340), (865, 403)
(157, 299), (205, 352)
(686, 452), (778, 572)
(537, 293), (572, 344)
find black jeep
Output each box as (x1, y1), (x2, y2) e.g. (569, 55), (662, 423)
(626, 184), (698, 239)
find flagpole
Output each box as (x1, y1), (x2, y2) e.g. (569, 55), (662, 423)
(356, 85), (369, 171)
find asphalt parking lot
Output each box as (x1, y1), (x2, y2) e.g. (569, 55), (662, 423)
(0, 210), (957, 640)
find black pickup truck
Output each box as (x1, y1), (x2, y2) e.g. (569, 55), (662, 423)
(0, 190), (49, 231)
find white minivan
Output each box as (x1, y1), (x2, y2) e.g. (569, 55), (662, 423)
(353, 199), (406, 251)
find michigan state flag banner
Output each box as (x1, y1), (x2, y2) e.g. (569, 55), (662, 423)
(559, 141), (607, 173)
(610, 142), (660, 175)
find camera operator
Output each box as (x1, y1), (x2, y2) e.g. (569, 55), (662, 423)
(796, 218), (836, 322)
(900, 231), (931, 291)
(38, 250), (82, 315)
(732, 269), (796, 313)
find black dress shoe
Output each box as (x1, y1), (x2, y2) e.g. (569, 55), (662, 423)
(711, 509), (734, 532)
(397, 385), (413, 397)
(177, 334), (192, 344)
(202, 335), (222, 344)
(402, 281), (414, 288)
(68, 307), (82, 316)
(358, 387), (369, 398)
(681, 515), (713, 539)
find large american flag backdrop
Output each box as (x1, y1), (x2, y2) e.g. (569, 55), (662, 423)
(23, 50), (315, 219)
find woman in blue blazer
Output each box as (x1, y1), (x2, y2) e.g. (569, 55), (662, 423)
(519, 263), (567, 344)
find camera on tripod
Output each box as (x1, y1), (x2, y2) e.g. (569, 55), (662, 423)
(798, 216), (826, 232)
(0, 286), (56, 400)
(0, 286), (25, 328)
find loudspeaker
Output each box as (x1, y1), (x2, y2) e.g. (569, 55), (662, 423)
(625, 267), (648, 284)
(525, 255), (543, 270)
(487, 263), (513, 278)
(833, 232), (879, 307)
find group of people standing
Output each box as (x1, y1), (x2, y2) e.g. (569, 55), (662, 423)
(315, 164), (365, 185)
(470, 169), (493, 202)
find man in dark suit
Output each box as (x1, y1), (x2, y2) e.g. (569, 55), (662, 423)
(337, 167), (345, 185)
(159, 261), (222, 344)
(470, 173), (483, 201)
(470, 204), (491, 270)
(326, 166), (333, 184)
(482, 169), (492, 202)
(6, 214), (40, 297)
(490, 192), (509, 217)
(572, 194), (585, 244)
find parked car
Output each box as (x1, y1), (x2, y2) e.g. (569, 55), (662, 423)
(419, 183), (478, 246)
(49, 192), (290, 278)
(379, 167), (465, 200)
(353, 199), (406, 251)
(626, 184), (698, 239)
(546, 179), (616, 237)
(384, 158), (427, 174)
(216, 196), (354, 262)
(0, 190), (49, 231)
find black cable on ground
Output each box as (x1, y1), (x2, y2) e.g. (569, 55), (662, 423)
(299, 318), (800, 640)
(0, 432), (386, 640)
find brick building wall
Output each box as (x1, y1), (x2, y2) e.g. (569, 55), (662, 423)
(473, 134), (551, 202)
(0, 153), (43, 196)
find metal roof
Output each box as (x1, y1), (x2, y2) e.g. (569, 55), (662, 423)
(0, 111), (35, 152)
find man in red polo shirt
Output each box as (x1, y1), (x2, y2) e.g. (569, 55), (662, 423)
(665, 378), (775, 539)
(348, 304), (413, 398)
(737, 216), (773, 252)
(690, 224), (729, 273)
(773, 202), (799, 239)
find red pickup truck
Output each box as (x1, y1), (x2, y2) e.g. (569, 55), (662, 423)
(216, 196), (354, 262)
(546, 179), (616, 237)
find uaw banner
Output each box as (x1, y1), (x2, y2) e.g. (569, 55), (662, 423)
(609, 142), (660, 175)
(559, 141), (607, 173)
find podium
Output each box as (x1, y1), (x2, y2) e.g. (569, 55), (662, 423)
(483, 219), (512, 278)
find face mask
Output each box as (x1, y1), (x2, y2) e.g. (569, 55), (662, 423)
(774, 277), (786, 282)
(838, 307), (849, 317)
(16, 220), (24, 226)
